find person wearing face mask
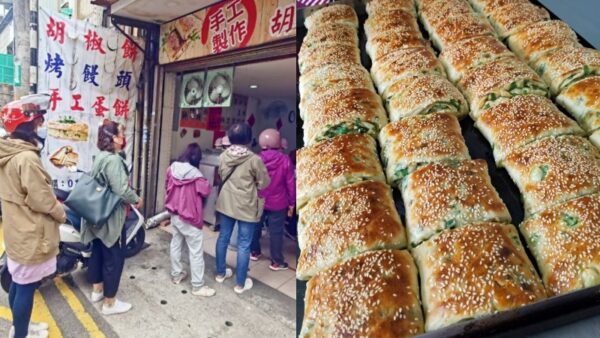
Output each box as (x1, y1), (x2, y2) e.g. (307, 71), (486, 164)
(0, 94), (65, 338)
(80, 119), (143, 316)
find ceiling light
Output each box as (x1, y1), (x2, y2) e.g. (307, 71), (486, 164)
(249, 84), (258, 89)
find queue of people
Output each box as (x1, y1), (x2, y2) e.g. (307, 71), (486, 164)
(0, 94), (295, 337)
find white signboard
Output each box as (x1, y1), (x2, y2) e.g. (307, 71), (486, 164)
(38, 8), (144, 190)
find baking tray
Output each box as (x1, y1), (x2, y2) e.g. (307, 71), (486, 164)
(296, 1), (600, 337)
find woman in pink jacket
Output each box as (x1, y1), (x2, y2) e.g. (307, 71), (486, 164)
(251, 129), (296, 270)
(165, 143), (215, 297)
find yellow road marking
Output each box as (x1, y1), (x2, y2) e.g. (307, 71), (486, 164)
(0, 291), (63, 338)
(54, 277), (106, 338)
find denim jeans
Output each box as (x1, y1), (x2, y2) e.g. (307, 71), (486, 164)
(251, 209), (287, 265)
(9, 281), (40, 338)
(170, 215), (206, 288)
(216, 213), (257, 287)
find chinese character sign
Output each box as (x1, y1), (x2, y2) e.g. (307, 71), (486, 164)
(38, 7), (144, 190)
(159, 0), (295, 64)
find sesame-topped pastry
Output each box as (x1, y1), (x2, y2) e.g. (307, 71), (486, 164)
(370, 47), (445, 94)
(304, 4), (358, 30)
(507, 20), (581, 64)
(418, 0), (473, 27)
(468, 0), (529, 14)
(381, 74), (468, 121)
(459, 57), (549, 117)
(301, 24), (359, 51)
(401, 160), (511, 246)
(299, 64), (375, 103)
(379, 113), (470, 187)
(533, 46), (600, 95)
(520, 194), (600, 296)
(557, 76), (600, 133)
(298, 43), (362, 75)
(422, 12), (495, 52)
(367, 0), (416, 16)
(486, 2), (550, 39)
(297, 180), (407, 280)
(366, 28), (428, 63)
(503, 135), (600, 216)
(297, 134), (385, 208)
(413, 222), (546, 331)
(300, 250), (424, 337)
(476, 95), (584, 165)
(301, 89), (388, 146)
(440, 35), (514, 83)
(364, 9), (420, 39)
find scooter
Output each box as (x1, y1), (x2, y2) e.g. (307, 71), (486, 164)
(0, 188), (146, 293)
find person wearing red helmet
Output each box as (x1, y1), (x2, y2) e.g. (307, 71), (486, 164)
(251, 129), (296, 271)
(0, 94), (66, 338)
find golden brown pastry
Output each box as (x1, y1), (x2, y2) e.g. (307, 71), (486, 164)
(486, 2), (550, 39)
(297, 180), (407, 280)
(304, 4), (359, 30)
(476, 95), (584, 165)
(299, 64), (375, 103)
(413, 222), (546, 331)
(298, 44), (361, 74)
(301, 24), (359, 50)
(440, 35), (514, 83)
(301, 250), (424, 338)
(459, 57), (549, 118)
(364, 9), (420, 39)
(402, 160), (511, 246)
(297, 134), (385, 208)
(366, 28), (427, 63)
(367, 0), (416, 16)
(371, 47), (445, 94)
(379, 113), (470, 186)
(533, 46), (600, 95)
(556, 76), (600, 133)
(468, 0), (529, 14)
(422, 11), (495, 52)
(520, 194), (600, 296)
(503, 135), (600, 216)
(507, 20), (581, 64)
(301, 88), (388, 146)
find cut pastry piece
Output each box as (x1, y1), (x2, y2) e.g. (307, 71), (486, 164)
(533, 46), (600, 95)
(296, 134), (385, 208)
(302, 89), (388, 146)
(382, 75), (468, 121)
(507, 20), (581, 64)
(401, 160), (511, 246)
(370, 47), (445, 94)
(476, 95), (584, 165)
(422, 12), (495, 52)
(297, 180), (407, 280)
(299, 64), (375, 103)
(440, 35), (514, 83)
(301, 24), (359, 50)
(413, 222), (546, 332)
(459, 57), (549, 118)
(366, 0), (416, 16)
(468, 0), (529, 14)
(486, 2), (550, 39)
(304, 4), (358, 30)
(503, 135), (600, 216)
(520, 194), (600, 296)
(298, 43), (361, 74)
(591, 130), (600, 149)
(556, 76), (600, 133)
(364, 9), (420, 39)
(379, 113), (470, 187)
(366, 28), (427, 63)
(300, 250), (424, 338)
(418, 0), (473, 28)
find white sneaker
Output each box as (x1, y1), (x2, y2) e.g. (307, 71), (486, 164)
(8, 322), (48, 338)
(192, 285), (216, 297)
(234, 278), (253, 294)
(91, 291), (104, 303)
(215, 268), (233, 283)
(101, 299), (132, 316)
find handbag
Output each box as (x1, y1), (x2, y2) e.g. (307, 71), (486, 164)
(64, 157), (123, 226)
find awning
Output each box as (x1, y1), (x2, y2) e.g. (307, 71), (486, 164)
(92, 0), (222, 24)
